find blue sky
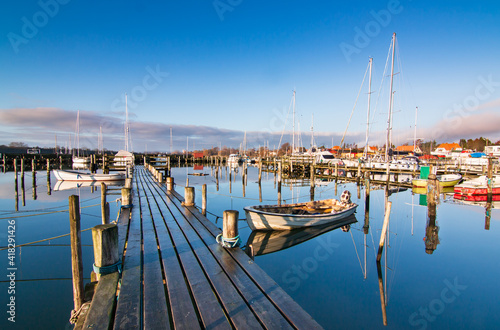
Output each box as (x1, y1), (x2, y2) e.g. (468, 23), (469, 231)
(1, 0), (500, 152)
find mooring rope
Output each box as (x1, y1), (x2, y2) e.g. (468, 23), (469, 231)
(0, 227), (95, 251)
(0, 198), (120, 220)
(216, 233), (241, 248)
(93, 260), (122, 275)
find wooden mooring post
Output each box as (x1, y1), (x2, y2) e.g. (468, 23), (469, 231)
(377, 201), (392, 262)
(121, 187), (132, 208)
(101, 183), (109, 224)
(69, 195), (84, 313)
(202, 184), (207, 216)
(91, 224), (119, 281)
(217, 210), (240, 248)
(183, 186), (195, 206)
(166, 177), (174, 191)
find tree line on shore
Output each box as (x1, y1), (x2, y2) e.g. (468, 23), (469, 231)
(2, 136), (499, 157)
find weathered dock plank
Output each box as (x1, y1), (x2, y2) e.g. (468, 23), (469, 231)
(152, 184), (294, 329)
(138, 170), (232, 329)
(138, 178), (171, 329)
(168, 189), (323, 329)
(113, 179), (142, 329)
(142, 179), (263, 329)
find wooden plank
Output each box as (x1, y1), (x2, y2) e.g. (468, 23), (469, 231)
(139, 182), (171, 329)
(168, 189), (322, 329)
(141, 173), (263, 329)
(151, 207), (201, 329)
(165, 191), (293, 329)
(138, 169), (200, 330)
(138, 169), (231, 330)
(113, 189), (142, 329)
(82, 273), (120, 329)
(116, 200), (132, 258)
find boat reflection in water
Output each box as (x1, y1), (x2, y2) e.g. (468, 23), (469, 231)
(53, 179), (125, 191)
(244, 214), (357, 258)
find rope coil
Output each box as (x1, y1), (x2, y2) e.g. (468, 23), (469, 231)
(93, 260), (122, 275)
(216, 234), (241, 248)
(69, 302), (90, 324)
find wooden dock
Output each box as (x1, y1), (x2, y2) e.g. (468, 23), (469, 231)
(80, 166), (322, 329)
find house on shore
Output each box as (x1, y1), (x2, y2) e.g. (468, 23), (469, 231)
(395, 145), (422, 156)
(431, 143), (462, 158)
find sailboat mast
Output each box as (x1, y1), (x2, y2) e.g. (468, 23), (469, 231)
(77, 110), (80, 158)
(385, 33), (396, 161)
(310, 113), (314, 149)
(99, 126), (103, 154)
(413, 107), (418, 153)
(125, 93), (129, 152)
(170, 127), (173, 154)
(365, 57), (373, 157)
(292, 90), (296, 153)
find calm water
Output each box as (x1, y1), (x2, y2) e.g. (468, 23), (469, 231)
(1, 165), (499, 329)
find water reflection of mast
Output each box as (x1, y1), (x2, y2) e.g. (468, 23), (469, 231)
(363, 179), (370, 279)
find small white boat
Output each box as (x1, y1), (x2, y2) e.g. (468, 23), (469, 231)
(245, 215), (356, 256)
(72, 155), (90, 164)
(227, 154), (241, 164)
(114, 150), (135, 167)
(53, 169), (126, 182)
(244, 192), (357, 231)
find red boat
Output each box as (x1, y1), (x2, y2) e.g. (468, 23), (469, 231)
(454, 175), (500, 195)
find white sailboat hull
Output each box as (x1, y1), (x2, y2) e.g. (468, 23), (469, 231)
(53, 169), (125, 182)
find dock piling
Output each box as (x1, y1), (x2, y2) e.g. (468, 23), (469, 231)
(217, 210), (240, 248)
(184, 186), (195, 206)
(377, 201), (392, 262)
(91, 224), (119, 281)
(167, 177), (174, 191)
(101, 183), (109, 224)
(121, 187), (132, 208)
(202, 184), (207, 216)
(69, 195), (84, 313)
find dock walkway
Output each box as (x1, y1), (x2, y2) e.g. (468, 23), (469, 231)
(82, 166), (322, 329)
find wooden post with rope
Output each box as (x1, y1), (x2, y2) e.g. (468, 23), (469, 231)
(91, 224), (119, 281)
(217, 210), (240, 248)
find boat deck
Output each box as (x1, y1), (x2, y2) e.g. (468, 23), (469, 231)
(81, 166), (322, 329)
